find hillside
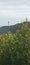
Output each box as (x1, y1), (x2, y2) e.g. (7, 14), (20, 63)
(0, 22), (30, 34)
(0, 21), (30, 65)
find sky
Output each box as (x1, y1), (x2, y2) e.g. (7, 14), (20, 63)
(0, 0), (30, 26)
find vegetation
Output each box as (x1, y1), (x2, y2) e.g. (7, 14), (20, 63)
(0, 22), (30, 65)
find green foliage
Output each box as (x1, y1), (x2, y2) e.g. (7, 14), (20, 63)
(0, 22), (30, 65)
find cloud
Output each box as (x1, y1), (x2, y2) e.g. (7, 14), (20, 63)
(0, 4), (30, 17)
(0, 0), (30, 6)
(0, 0), (30, 26)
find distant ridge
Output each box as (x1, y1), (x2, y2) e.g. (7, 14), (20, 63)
(0, 22), (30, 34)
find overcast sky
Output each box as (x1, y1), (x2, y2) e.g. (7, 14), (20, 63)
(0, 0), (30, 26)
